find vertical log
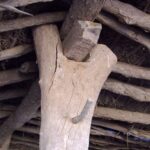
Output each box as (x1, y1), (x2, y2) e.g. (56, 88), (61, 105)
(33, 25), (117, 150)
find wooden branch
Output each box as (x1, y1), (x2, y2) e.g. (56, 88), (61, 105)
(60, 0), (105, 39)
(28, 119), (41, 126)
(113, 62), (150, 80)
(12, 135), (38, 145)
(0, 12), (65, 33)
(91, 127), (134, 146)
(11, 141), (38, 149)
(0, 45), (33, 61)
(0, 87), (27, 101)
(17, 126), (40, 135)
(92, 119), (150, 141)
(103, 0), (150, 31)
(0, 68), (34, 87)
(0, 0), (54, 12)
(63, 20), (102, 61)
(103, 79), (150, 102)
(94, 106), (150, 125)
(0, 111), (12, 119)
(33, 25), (117, 150)
(0, 81), (40, 147)
(96, 12), (150, 50)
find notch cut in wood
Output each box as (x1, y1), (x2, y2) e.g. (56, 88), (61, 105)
(63, 20), (102, 61)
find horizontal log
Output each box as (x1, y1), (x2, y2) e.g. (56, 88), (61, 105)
(0, 12), (65, 33)
(0, 69), (34, 87)
(94, 106), (150, 124)
(0, 111), (12, 119)
(28, 119), (41, 126)
(92, 119), (150, 140)
(91, 127), (149, 148)
(0, 105), (16, 119)
(113, 62), (150, 80)
(0, 45), (33, 61)
(19, 61), (38, 74)
(17, 126), (40, 135)
(0, 87), (27, 101)
(96, 12), (150, 50)
(12, 135), (38, 145)
(91, 127), (124, 141)
(103, 79), (150, 102)
(103, 0), (150, 31)
(0, 0), (54, 12)
(11, 141), (38, 149)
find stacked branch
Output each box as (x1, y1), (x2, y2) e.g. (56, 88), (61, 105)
(0, 68), (34, 87)
(103, 0), (150, 31)
(0, 12), (65, 33)
(103, 79), (150, 102)
(33, 24), (116, 150)
(0, 81), (40, 148)
(112, 62), (150, 80)
(0, 0), (54, 12)
(96, 12), (150, 50)
(0, 45), (32, 61)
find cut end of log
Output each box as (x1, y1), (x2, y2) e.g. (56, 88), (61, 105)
(63, 20), (102, 61)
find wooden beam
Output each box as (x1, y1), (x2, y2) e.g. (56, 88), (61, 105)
(113, 62), (150, 80)
(0, 45), (33, 61)
(96, 12), (150, 50)
(0, 12), (65, 33)
(33, 25), (117, 150)
(61, 0), (105, 39)
(63, 20), (102, 61)
(94, 106), (150, 125)
(103, 0), (150, 31)
(103, 79), (150, 102)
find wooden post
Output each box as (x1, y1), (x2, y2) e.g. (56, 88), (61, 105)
(33, 25), (117, 150)
(60, 0), (105, 39)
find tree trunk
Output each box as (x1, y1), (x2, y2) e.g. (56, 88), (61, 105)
(33, 25), (117, 150)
